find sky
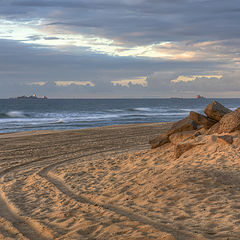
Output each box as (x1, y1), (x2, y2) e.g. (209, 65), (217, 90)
(0, 0), (240, 98)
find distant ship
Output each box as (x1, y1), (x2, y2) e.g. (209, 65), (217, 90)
(11, 93), (48, 99)
(196, 95), (206, 99)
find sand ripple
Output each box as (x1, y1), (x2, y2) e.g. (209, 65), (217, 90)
(1, 123), (240, 239)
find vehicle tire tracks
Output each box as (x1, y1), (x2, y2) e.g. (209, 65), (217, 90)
(38, 152), (195, 240)
(0, 191), (47, 240)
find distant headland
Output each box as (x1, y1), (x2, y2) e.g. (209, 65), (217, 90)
(170, 95), (207, 99)
(10, 93), (48, 99)
(196, 95), (206, 99)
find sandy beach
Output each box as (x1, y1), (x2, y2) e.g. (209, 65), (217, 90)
(1, 122), (240, 239)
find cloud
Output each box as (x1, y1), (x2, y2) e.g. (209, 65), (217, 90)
(171, 75), (223, 83)
(0, 18), (198, 60)
(1, 38), (238, 98)
(55, 81), (95, 87)
(1, 1), (240, 97)
(111, 77), (147, 87)
(170, 70), (240, 95)
(27, 81), (46, 86)
(1, 1), (240, 62)
(1, 16), (239, 65)
(2, 0), (240, 46)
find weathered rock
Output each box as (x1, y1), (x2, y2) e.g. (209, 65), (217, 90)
(204, 101), (232, 121)
(206, 122), (220, 135)
(218, 108), (240, 133)
(197, 127), (207, 135)
(206, 134), (217, 144)
(149, 117), (199, 149)
(169, 130), (199, 145)
(189, 111), (217, 129)
(217, 135), (233, 144)
(231, 131), (240, 148)
(174, 142), (198, 158)
(149, 132), (169, 149)
(231, 130), (240, 138)
(169, 117), (199, 134)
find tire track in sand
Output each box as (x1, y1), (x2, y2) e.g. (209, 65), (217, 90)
(0, 192), (47, 240)
(0, 147), (135, 240)
(0, 123), (172, 239)
(38, 153), (195, 240)
(1, 146), (193, 239)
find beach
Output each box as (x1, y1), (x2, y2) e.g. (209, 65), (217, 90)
(1, 122), (240, 239)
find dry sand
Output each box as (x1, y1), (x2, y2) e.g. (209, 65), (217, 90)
(0, 123), (240, 239)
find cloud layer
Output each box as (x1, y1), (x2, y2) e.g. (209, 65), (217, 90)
(0, 0), (240, 97)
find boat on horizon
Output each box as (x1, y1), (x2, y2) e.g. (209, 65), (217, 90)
(170, 96), (183, 99)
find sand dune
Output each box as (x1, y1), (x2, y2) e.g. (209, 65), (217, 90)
(0, 123), (240, 239)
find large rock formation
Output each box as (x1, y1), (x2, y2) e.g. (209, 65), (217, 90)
(204, 101), (232, 121)
(149, 100), (239, 156)
(218, 108), (240, 133)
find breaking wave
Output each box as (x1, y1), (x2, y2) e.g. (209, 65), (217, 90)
(1, 98), (240, 133)
(0, 111), (28, 118)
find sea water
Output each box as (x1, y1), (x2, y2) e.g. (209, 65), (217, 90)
(0, 98), (240, 133)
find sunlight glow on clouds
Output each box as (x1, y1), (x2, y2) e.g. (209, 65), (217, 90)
(111, 77), (147, 87)
(171, 75), (223, 83)
(55, 81), (95, 87)
(0, 0), (240, 98)
(0, 18), (196, 60)
(0, 19), (42, 41)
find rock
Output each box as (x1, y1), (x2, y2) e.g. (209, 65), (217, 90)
(207, 134), (233, 145)
(189, 111), (217, 129)
(218, 108), (240, 133)
(207, 134), (218, 143)
(206, 122), (220, 135)
(169, 117), (199, 134)
(149, 132), (169, 149)
(174, 142), (198, 158)
(231, 130), (240, 138)
(231, 131), (240, 148)
(204, 101), (232, 121)
(149, 117), (198, 149)
(169, 130), (199, 145)
(217, 135), (233, 144)
(197, 127), (207, 135)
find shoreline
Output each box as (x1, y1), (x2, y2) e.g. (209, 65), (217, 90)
(0, 122), (172, 139)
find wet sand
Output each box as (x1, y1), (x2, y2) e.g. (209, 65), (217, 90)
(0, 123), (240, 239)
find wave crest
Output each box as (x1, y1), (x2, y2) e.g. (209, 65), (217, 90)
(6, 111), (27, 118)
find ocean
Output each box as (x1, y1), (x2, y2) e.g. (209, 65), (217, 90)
(0, 98), (240, 133)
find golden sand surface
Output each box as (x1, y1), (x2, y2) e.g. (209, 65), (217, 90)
(0, 123), (240, 239)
